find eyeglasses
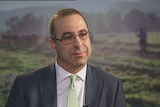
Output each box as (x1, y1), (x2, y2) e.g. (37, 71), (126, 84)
(53, 30), (91, 45)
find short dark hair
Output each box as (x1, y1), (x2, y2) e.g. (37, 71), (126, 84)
(49, 8), (88, 40)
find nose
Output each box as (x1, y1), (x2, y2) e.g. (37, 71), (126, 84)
(73, 36), (82, 47)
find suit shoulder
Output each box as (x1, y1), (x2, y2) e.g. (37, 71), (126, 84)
(16, 65), (53, 83)
(88, 64), (119, 81)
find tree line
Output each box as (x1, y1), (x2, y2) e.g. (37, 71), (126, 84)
(2, 13), (46, 35)
(85, 9), (160, 33)
(1, 8), (160, 35)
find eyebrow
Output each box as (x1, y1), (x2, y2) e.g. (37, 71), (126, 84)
(62, 29), (88, 35)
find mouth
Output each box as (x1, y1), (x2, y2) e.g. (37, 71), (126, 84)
(72, 52), (85, 57)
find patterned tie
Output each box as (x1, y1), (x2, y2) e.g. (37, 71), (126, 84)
(67, 75), (79, 107)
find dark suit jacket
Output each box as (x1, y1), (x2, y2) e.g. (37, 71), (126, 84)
(5, 64), (126, 107)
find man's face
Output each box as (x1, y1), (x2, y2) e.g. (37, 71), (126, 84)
(50, 14), (92, 72)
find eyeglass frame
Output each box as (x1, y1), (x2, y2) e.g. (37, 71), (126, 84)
(52, 30), (91, 45)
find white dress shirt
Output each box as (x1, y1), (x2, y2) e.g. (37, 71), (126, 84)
(55, 62), (87, 107)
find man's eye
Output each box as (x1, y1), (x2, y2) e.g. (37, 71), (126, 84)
(79, 32), (87, 37)
(63, 35), (73, 40)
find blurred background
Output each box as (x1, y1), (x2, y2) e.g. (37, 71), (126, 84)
(0, 0), (160, 107)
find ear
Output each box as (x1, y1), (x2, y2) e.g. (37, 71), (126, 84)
(50, 39), (56, 49)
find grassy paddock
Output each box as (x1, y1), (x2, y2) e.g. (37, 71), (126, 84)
(0, 32), (160, 107)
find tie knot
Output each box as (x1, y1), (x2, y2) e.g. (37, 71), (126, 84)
(70, 75), (77, 84)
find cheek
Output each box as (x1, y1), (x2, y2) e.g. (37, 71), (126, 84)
(55, 45), (71, 56)
(88, 44), (92, 54)
(87, 41), (92, 55)
(86, 39), (92, 49)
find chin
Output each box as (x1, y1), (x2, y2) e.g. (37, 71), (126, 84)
(74, 61), (87, 67)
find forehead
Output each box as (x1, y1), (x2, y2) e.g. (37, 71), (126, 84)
(54, 14), (88, 34)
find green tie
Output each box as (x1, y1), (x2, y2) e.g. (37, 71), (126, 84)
(67, 75), (79, 107)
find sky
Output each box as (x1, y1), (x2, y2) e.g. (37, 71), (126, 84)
(0, 0), (140, 11)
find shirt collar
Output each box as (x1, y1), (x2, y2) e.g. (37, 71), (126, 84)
(55, 61), (87, 84)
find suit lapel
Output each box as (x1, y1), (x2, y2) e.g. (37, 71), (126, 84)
(38, 65), (57, 107)
(85, 65), (102, 107)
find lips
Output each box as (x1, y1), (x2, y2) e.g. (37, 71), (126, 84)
(72, 52), (85, 57)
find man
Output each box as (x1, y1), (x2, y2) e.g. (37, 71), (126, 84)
(136, 27), (148, 55)
(5, 8), (126, 107)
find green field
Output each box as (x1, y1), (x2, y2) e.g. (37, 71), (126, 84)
(0, 32), (160, 107)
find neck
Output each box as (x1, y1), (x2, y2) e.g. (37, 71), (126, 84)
(57, 61), (86, 74)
